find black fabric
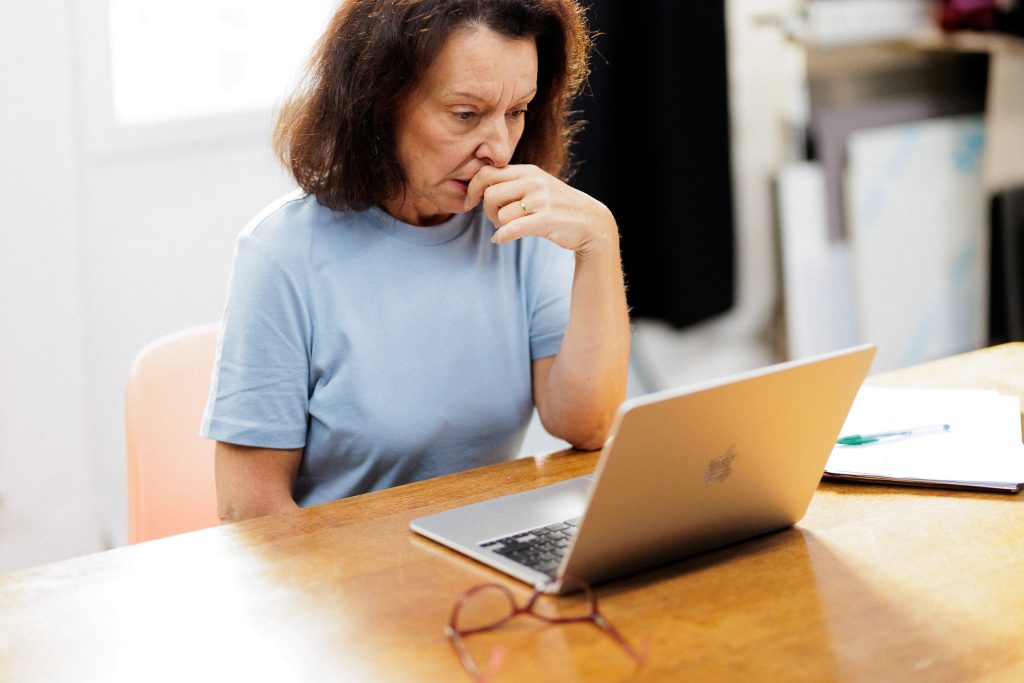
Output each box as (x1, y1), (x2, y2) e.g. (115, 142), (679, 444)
(569, 1), (735, 328)
(990, 186), (1024, 343)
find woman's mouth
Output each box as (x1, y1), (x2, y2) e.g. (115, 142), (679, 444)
(452, 179), (469, 193)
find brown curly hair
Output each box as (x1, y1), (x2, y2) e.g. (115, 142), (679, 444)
(273, 0), (590, 212)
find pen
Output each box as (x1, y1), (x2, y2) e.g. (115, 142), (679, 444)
(837, 423), (950, 446)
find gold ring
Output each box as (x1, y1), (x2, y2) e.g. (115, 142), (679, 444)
(520, 199), (528, 213)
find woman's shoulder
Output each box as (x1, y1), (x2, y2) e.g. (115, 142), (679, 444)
(241, 190), (333, 242)
(239, 191), (378, 259)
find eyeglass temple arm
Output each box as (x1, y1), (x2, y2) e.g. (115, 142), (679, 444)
(593, 613), (650, 664)
(446, 625), (508, 683)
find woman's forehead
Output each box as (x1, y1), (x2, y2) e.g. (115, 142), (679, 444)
(422, 26), (538, 101)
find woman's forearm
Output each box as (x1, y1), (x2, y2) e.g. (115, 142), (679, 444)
(539, 222), (631, 449)
(214, 442), (303, 523)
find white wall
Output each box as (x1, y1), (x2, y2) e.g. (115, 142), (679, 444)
(0, 0), (796, 572)
(0, 0), (100, 570)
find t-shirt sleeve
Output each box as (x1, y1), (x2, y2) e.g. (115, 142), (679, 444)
(527, 240), (574, 359)
(200, 234), (311, 448)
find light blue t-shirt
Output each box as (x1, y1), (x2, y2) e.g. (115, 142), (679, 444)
(201, 191), (573, 506)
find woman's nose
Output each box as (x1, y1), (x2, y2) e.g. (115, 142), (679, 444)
(475, 116), (513, 167)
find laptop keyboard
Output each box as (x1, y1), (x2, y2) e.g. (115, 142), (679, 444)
(478, 517), (582, 577)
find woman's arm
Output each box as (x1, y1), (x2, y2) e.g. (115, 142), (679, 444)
(531, 231), (630, 450)
(214, 442), (303, 523)
(467, 164), (631, 450)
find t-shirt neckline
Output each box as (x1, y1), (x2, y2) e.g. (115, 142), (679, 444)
(368, 205), (476, 245)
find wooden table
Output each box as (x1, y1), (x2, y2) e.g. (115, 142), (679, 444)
(2, 345), (1023, 681)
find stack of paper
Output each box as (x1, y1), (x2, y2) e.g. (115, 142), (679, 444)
(825, 386), (1024, 492)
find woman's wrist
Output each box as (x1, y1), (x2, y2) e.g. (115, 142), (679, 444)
(575, 206), (620, 259)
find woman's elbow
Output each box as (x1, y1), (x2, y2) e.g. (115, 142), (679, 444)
(216, 492), (299, 524)
(544, 411), (615, 452)
(217, 499), (243, 525)
(568, 432), (609, 452)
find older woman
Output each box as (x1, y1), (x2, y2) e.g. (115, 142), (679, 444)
(202, 0), (629, 523)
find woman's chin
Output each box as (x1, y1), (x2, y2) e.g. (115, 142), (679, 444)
(441, 197), (473, 216)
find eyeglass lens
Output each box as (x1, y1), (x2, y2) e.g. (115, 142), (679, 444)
(448, 576), (646, 682)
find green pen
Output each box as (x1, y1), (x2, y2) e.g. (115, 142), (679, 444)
(837, 423), (950, 446)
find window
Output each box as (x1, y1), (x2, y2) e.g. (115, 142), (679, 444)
(108, 0), (336, 126)
(78, 0), (337, 154)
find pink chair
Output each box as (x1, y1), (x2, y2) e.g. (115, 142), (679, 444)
(125, 324), (222, 543)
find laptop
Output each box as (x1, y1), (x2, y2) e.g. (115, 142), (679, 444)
(411, 344), (875, 593)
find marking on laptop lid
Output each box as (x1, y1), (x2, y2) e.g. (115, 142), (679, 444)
(703, 446), (737, 486)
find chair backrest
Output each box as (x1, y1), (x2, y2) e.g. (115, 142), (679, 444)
(125, 323), (221, 543)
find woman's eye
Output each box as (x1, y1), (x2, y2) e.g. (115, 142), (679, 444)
(454, 111), (477, 122)
(508, 109), (527, 120)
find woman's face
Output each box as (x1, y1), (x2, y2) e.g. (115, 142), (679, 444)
(385, 25), (538, 226)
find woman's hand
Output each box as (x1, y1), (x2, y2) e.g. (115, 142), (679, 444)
(464, 164), (617, 257)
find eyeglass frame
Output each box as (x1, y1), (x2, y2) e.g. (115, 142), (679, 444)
(444, 574), (647, 682)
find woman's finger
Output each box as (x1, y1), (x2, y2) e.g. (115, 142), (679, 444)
(491, 212), (546, 244)
(494, 195), (533, 226)
(464, 164), (522, 210)
(481, 174), (529, 208)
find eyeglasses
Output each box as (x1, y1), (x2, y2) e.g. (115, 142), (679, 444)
(445, 574), (648, 682)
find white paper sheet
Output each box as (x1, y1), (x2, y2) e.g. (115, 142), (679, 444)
(825, 387), (1024, 486)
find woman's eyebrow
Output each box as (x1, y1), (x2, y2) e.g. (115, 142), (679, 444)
(442, 87), (538, 103)
(444, 90), (487, 102)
